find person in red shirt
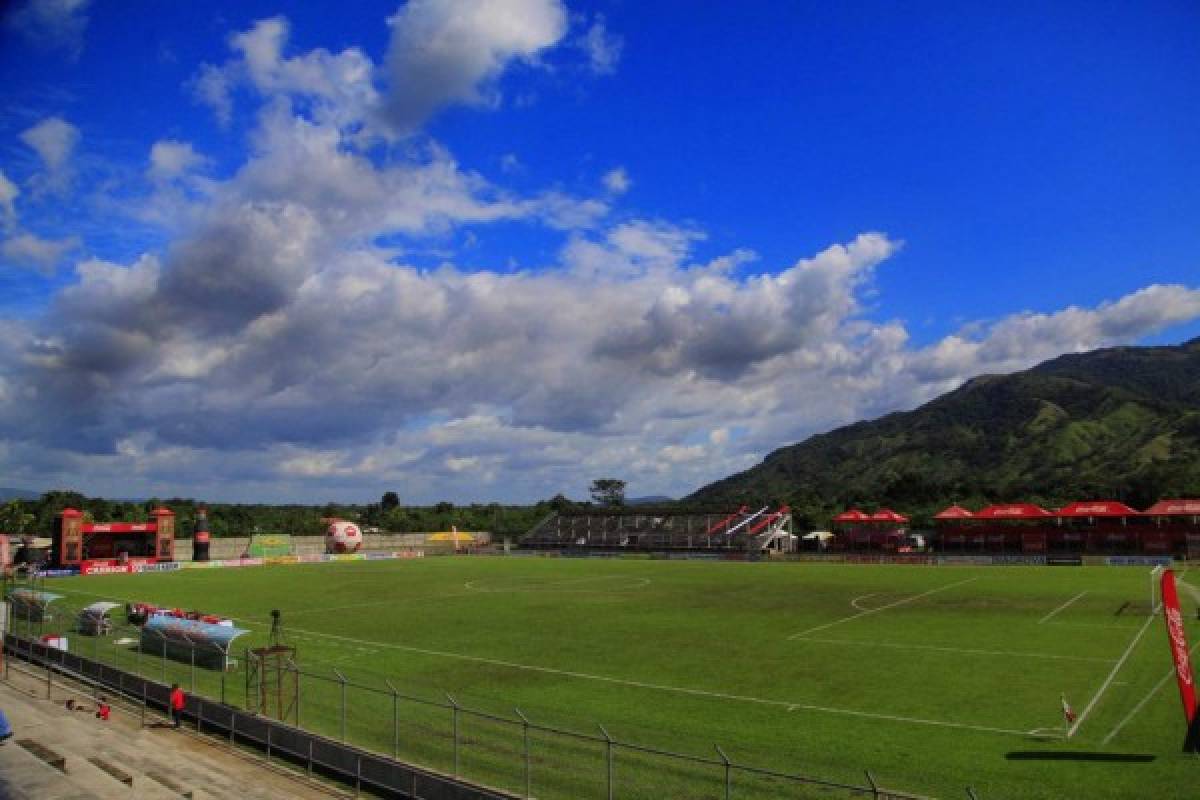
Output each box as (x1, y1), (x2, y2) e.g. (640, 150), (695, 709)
(169, 684), (184, 729)
(95, 698), (110, 721)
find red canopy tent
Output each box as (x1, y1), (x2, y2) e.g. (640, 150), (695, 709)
(1056, 501), (1141, 518)
(1143, 500), (1200, 516)
(973, 503), (1054, 520)
(934, 505), (974, 520)
(967, 503), (1054, 553)
(870, 508), (909, 524)
(1143, 500), (1200, 557)
(832, 509), (871, 523)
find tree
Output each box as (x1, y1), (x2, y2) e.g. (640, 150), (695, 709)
(546, 493), (575, 513)
(0, 500), (34, 537)
(589, 479), (626, 507)
(381, 491), (400, 512)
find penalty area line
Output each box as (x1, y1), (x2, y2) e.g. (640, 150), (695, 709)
(1039, 591), (1087, 624)
(1067, 610), (1158, 738)
(787, 577), (979, 640)
(791, 636), (1115, 664)
(1100, 639), (1200, 746)
(232, 617), (1027, 738)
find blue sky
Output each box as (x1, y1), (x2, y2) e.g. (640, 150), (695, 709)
(0, 0), (1197, 504)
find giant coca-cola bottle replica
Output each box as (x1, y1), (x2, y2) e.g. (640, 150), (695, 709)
(192, 507), (211, 561)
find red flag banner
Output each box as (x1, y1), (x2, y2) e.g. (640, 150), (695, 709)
(1161, 569), (1197, 724)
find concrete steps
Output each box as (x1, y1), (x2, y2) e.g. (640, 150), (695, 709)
(1, 667), (343, 800)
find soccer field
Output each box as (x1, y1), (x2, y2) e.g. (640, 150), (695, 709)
(34, 558), (1200, 799)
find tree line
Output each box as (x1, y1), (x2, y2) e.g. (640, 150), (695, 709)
(0, 489), (593, 541)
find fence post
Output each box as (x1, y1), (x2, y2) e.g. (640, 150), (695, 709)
(307, 737), (314, 779)
(45, 646), (52, 698)
(160, 635), (167, 682)
(266, 721), (272, 764)
(293, 661), (302, 727)
(715, 745), (731, 800)
(220, 657), (227, 705)
(198, 698), (204, 734)
(865, 770), (880, 800)
(599, 724), (614, 800)
(141, 679), (147, 728)
(189, 641), (196, 693)
(446, 693), (461, 777)
(136, 635), (142, 678)
(385, 679), (400, 760)
(516, 708), (531, 799)
(334, 669), (349, 743)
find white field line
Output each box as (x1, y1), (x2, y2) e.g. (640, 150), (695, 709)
(1039, 591), (1088, 625)
(1047, 622), (1140, 631)
(1101, 640), (1200, 745)
(231, 616), (1030, 737)
(786, 577), (979, 640)
(1067, 611), (1158, 738)
(791, 636), (1115, 664)
(285, 594), (475, 617)
(849, 594), (877, 611)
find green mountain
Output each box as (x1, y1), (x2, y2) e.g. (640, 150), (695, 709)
(686, 338), (1200, 527)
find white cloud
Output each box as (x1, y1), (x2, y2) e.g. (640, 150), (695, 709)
(147, 140), (206, 182)
(380, 0), (568, 133)
(1, 232), (79, 273)
(192, 63), (234, 128)
(4, 168), (1195, 503)
(7, 0), (90, 58)
(0, 169), (18, 230)
(19, 117), (80, 195)
(193, 15), (379, 132)
(577, 14), (622, 75)
(1, 11), (1197, 504)
(602, 166), (630, 194)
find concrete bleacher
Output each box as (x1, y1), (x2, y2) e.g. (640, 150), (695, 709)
(0, 663), (344, 800)
(522, 510), (794, 552)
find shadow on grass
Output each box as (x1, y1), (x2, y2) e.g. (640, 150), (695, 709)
(1006, 751), (1155, 762)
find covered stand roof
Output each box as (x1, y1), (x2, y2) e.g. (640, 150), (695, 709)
(1143, 499), (1200, 516)
(973, 503), (1054, 520)
(1056, 501), (1141, 518)
(934, 505), (975, 520)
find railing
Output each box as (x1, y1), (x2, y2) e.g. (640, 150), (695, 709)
(3, 631), (513, 800)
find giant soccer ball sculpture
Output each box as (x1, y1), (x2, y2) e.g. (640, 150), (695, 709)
(325, 521), (363, 554)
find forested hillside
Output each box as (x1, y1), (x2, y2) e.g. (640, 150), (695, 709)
(687, 338), (1200, 527)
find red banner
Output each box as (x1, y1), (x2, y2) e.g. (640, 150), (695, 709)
(1161, 569), (1197, 723)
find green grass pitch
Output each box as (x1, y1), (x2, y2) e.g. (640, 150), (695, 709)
(31, 558), (1200, 799)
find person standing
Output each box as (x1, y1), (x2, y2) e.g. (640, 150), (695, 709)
(169, 684), (185, 729)
(0, 706), (13, 744)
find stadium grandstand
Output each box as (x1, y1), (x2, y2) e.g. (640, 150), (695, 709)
(521, 506), (796, 553)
